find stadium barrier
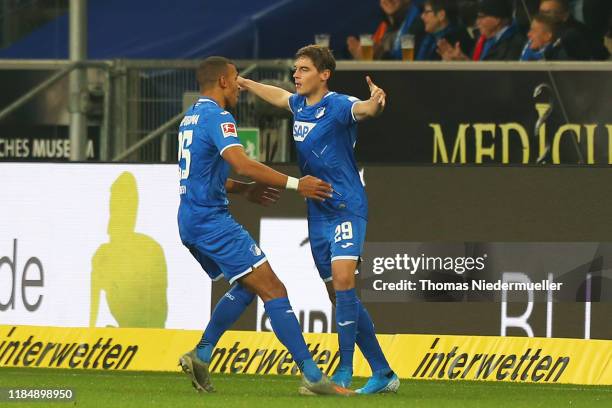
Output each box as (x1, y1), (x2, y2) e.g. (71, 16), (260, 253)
(1, 60), (612, 164)
(0, 59), (293, 162)
(1, 163), (611, 339)
(332, 61), (612, 164)
(0, 325), (610, 386)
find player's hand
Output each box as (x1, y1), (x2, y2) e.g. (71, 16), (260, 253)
(244, 182), (281, 206)
(366, 75), (386, 110)
(237, 76), (248, 91)
(436, 39), (453, 60)
(437, 40), (467, 61)
(297, 175), (333, 201)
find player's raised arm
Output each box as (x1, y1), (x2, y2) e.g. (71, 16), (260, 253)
(222, 145), (332, 201)
(352, 75), (386, 121)
(237, 76), (293, 111)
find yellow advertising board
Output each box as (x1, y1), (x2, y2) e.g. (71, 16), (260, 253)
(1, 325), (610, 385)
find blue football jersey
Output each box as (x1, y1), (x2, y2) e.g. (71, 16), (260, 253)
(288, 91), (367, 220)
(177, 97), (243, 243)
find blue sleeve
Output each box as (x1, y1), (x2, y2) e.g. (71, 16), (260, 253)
(206, 111), (243, 155)
(333, 94), (360, 125)
(288, 93), (302, 114)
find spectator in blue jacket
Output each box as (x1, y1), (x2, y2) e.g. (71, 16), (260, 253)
(520, 13), (569, 60)
(417, 0), (474, 60)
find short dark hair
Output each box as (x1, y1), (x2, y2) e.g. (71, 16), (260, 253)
(196, 56), (234, 90)
(294, 45), (336, 76)
(532, 13), (562, 39)
(540, 0), (569, 13)
(425, 0), (459, 24)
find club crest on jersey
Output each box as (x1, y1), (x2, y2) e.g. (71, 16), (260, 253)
(250, 244), (262, 256)
(221, 122), (238, 138)
(315, 107), (326, 119)
(293, 121), (316, 142)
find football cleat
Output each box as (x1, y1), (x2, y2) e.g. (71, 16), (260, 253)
(331, 366), (353, 388)
(178, 349), (214, 393)
(356, 371), (400, 394)
(298, 374), (356, 396)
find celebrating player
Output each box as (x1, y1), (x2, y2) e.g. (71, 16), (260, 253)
(237, 45), (399, 394)
(177, 56), (354, 396)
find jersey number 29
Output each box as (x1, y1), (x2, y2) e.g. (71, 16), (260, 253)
(334, 221), (353, 242)
(178, 130), (193, 179)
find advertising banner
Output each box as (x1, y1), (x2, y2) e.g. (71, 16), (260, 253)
(227, 165), (612, 339)
(0, 126), (100, 161)
(1, 325), (609, 386)
(3, 163), (612, 339)
(332, 69), (612, 164)
(257, 218), (333, 333)
(0, 163), (210, 330)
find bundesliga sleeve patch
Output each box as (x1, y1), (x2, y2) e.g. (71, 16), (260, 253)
(221, 122), (238, 138)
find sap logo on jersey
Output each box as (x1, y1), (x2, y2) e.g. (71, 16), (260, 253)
(221, 123), (238, 138)
(293, 121), (317, 142)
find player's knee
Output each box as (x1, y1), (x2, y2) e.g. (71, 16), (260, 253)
(266, 278), (288, 299)
(332, 272), (355, 291)
(247, 271), (287, 301)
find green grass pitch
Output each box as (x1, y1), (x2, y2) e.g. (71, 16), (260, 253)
(1, 367), (610, 407)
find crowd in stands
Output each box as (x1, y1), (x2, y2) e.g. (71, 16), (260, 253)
(345, 0), (611, 61)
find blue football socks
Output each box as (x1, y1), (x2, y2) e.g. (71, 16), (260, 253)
(335, 288), (360, 370)
(356, 299), (391, 374)
(196, 283), (255, 363)
(264, 297), (322, 383)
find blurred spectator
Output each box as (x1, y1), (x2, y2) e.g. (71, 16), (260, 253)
(458, 0), (480, 37)
(513, 0), (541, 34)
(347, 0), (425, 60)
(438, 0), (525, 61)
(539, 0), (610, 60)
(417, 0), (474, 60)
(582, 0), (612, 40)
(520, 13), (568, 60)
(569, 0), (584, 22)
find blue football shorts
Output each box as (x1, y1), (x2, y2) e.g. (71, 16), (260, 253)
(307, 214), (367, 282)
(185, 214), (267, 285)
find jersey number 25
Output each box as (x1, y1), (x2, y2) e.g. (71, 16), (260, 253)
(178, 130), (193, 180)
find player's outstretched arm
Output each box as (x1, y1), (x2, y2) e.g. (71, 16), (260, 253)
(237, 76), (293, 111)
(353, 75), (386, 121)
(222, 145), (332, 201)
(225, 179), (281, 207)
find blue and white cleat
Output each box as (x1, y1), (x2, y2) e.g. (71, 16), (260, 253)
(331, 366), (353, 388)
(356, 371), (400, 394)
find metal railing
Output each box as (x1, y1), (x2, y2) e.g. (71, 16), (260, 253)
(0, 58), (295, 162)
(113, 59), (293, 163)
(0, 59), (112, 159)
(1, 59), (611, 163)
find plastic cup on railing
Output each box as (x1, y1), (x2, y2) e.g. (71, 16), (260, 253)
(360, 34), (374, 61)
(314, 34), (330, 48)
(401, 34), (415, 61)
